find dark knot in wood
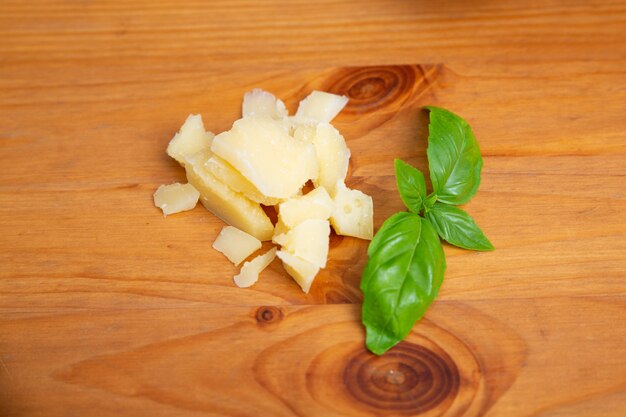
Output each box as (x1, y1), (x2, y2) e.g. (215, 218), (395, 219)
(325, 66), (417, 115)
(255, 306), (283, 325)
(343, 342), (460, 414)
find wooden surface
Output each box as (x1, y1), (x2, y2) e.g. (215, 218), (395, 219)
(1, 0), (625, 416)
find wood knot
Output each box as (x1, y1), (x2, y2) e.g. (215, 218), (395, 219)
(343, 342), (460, 414)
(255, 306), (283, 325)
(324, 66), (418, 115)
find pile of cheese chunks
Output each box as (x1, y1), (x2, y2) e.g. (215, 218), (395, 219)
(154, 89), (373, 293)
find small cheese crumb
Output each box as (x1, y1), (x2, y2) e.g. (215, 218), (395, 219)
(212, 226), (262, 266)
(234, 247), (278, 288)
(153, 183), (200, 216)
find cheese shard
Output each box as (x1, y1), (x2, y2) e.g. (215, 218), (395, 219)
(278, 186), (335, 229)
(274, 219), (330, 268)
(311, 123), (350, 195)
(277, 250), (319, 293)
(242, 89), (288, 120)
(330, 181), (374, 240)
(212, 226), (262, 266)
(167, 114), (215, 165)
(206, 155), (282, 206)
(184, 151), (274, 241)
(294, 91), (348, 124)
(291, 123), (317, 143)
(272, 218), (289, 243)
(153, 183), (200, 216)
(211, 116), (318, 199)
(234, 247), (277, 288)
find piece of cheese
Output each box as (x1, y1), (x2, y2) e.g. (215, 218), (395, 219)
(274, 219), (330, 268)
(167, 114), (215, 165)
(294, 90), (348, 124)
(272, 218), (289, 242)
(330, 181), (374, 240)
(277, 186), (335, 229)
(277, 250), (319, 293)
(242, 89), (288, 120)
(233, 247), (277, 288)
(291, 123), (317, 143)
(184, 151), (274, 241)
(312, 123), (350, 195)
(211, 116), (318, 199)
(153, 183), (200, 216)
(206, 155), (282, 206)
(212, 226), (262, 266)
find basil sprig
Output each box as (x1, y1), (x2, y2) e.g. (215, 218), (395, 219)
(361, 107), (493, 355)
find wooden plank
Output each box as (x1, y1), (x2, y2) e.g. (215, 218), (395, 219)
(0, 0), (624, 67)
(1, 64), (624, 308)
(1, 298), (625, 416)
(1, 0), (626, 415)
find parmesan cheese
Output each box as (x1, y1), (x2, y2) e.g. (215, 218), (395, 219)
(273, 219), (330, 268)
(311, 123), (350, 195)
(277, 186), (335, 229)
(184, 151), (274, 241)
(206, 155), (282, 206)
(330, 181), (374, 240)
(166, 114), (215, 165)
(211, 116), (318, 199)
(242, 89), (288, 120)
(294, 90), (349, 124)
(277, 250), (319, 294)
(233, 247), (277, 288)
(212, 226), (262, 266)
(153, 183), (200, 216)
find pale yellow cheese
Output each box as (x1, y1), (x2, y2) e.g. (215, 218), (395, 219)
(291, 123), (317, 143)
(272, 218), (289, 243)
(167, 114), (215, 165)
(233, 247), (277, 288)
(294, 90), (349, 124)
(205, 155), (282, 206)
(211, 116), (318, 199)
(153, 183), (200, 216)
(212, 226), (262, 266)
(277, 250), (319, 293)
(242, 89), (288, 120)
(184, 151), (274, 241)
(277, 186), (335, 229)
(330, 181), (374, 240)
(274, 219), (330, 268)
(312, 123), (350, 195)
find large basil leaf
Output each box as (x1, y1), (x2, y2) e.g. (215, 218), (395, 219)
(426, 107), (483, 205)
(394, 159), (426, 213)
(361, 213), (446, 355)
(426, 202), (494, 251)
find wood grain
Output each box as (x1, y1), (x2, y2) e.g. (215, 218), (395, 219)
(1, 0), (626, 416)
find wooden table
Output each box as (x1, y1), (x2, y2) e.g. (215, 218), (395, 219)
(1, 1), (625, 416)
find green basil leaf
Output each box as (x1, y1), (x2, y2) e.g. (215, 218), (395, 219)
(424, 192), (438, 211)
(426, 107), (483, 205)
(361, 213), (446, 355)
(426, 202), (494, 251)
(394, 159), (426, 213)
